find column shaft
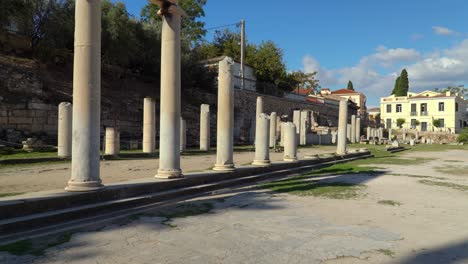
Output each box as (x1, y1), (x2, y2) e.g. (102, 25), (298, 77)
(351, 115), (356, 143)
(336, 99), (348, 155)
(180, 117), (186, 152)
(355, 117), (361, 142)
(200, 104), (210, 151)
(58, 102), (72, 157)
(66, 0), (103, 191)
(213, 57), (235, 171)
(283, 122), (297, 161)
(143, 97), (156, 153)
(105, 127), (119, 155)
(157, 9), (183, 178)
(269, 112), (277, 148)
(253, 113), (270, 166)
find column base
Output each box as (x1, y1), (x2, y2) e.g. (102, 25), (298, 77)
(336, 151), (347, 155)
(252, 159), (271, 167)
(213, 163), (235, 171)
(156, 169), (183, 179)
(65, 180), (104, 192)
(283, 157), (298, 162)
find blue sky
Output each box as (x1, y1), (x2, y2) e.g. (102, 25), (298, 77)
(122, 0), (468, 106)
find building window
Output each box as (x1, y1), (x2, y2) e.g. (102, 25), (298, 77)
(438, 102), (445, 111)
(410, 103), (417, 116)
(386, 104), (391, 113)
(386, 118), (392, 129)
(396, 104), (402, 112)
(456, 103), (459, 112)
(421, 122), (427, 131)
(460, 120), (463, 128)
(420, 103), (427, 115)
(411, 119), (417, 128)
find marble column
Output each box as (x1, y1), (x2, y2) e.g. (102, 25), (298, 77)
(213, 57), (235, 171)
(283, 122), (297, 162)
(253, 113), (270, 166)
(299, 110), (308, 145)
(66, 0), (103, 191)
(293, 110), (301, 134)
(105, 127), (119, 155)
(346, 124), (351, 142)
(388, 128), (392, 141)
(180, 117), (186, 152)
(355, 117), (361, 142)
(280, 122), (285, 146)
(200, 104), (210, 151)
(350, 115), (356, 143)
(366, 126), (371, 140)
(255, 96), (264, 142)
(269, 112), (277, 148)
(336, 99), (348, 155)
(142, 97), (156, 153)
(156, 0), (185, 178)
(58, 102), (72, 157)
(379, 127), (384, 140)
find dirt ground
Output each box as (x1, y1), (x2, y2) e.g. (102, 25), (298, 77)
(0, 146), (337, 195)
(1, 148), (468, 263)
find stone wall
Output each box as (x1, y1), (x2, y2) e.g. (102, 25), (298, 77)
(0, 55), (340, 148)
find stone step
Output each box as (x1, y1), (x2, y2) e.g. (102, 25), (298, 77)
(0, 152), (372, 243)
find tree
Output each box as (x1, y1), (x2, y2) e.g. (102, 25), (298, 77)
(347, 80), (354, 91)
(391, 76), (400, 95)
(140, 0), (207, 45)
(289, 71), (320, 94)
(434, 85), (467, 99)
(397, 118), (406, 128)
(432, 119), (442, 128)
(391, 69), (409, 96)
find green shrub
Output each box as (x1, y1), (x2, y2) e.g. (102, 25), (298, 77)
(396, 118), (406, 128)
(457, 128), (468, 143)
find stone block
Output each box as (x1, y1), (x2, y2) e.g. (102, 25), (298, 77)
(34, 110), (48, 117)
(0, 117), (8, 125)
(43, 124), (57, 132)
(8, 117), (33, 124)
(47, 116), (58, 125)
(11, 110), (35, 117)
(33, 117), (47, 124)
(28, 102), (55, 110)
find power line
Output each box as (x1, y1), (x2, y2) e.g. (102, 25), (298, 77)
(205, 22), (240, 31)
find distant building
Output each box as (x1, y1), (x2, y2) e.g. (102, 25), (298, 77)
(328, 88), (367, 117)
(380, 90), (467, 133)
(200, 56), (257, 92)
(367, 107), (380, 122)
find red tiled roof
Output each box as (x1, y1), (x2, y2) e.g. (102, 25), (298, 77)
(295, 88), (311, 95)
(331, 88), (359, 95)
(306, 97), (324, 104)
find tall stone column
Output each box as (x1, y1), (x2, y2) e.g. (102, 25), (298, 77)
(58, 102), (72, 157)
(105, 127), (119, 155)
(280, 122), (285, 146)
(200, 104), (210, 151)
(156, 0), (185, 178)
(366, 127), (371, 140)
(283, 122), (297, 162)
(213, 57), (235, 171)
(142, 97), (156, 153)
(180, 117), (186, 152)
(293, 110), (301, 134)
(351, 115), (356, 143)
(66, 0), (103, 191)
(388, 128), (392, 141)
(253, 113), (271, 166)
(336, 99), (348, 155)
(269, 112), (277, 148)
(299, 110), (308, 145)
(355, 117), (361, 142)
(346, 124), (351, 142)
(254, 96), (264, 143)
(379, 127), (384, 141)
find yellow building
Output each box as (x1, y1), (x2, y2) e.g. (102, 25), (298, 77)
(380, 90), (467, 133)
(321, 88), (367, 117)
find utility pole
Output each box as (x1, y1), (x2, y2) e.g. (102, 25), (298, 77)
(240, 19), (245, 90)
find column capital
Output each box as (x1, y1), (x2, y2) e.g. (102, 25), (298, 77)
(150, 0), (186, 17)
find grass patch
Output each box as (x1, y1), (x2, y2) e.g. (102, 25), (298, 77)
(408, 144), (468, 152)
(378, 200), (402, 206)
(0, 149), (57, 160)
(0, 232), (72, 256)
(347, 144), (434, 166)
(419, 180), (468, 192)
(388, 173), (446, 180)
(376, 249), (395, 257)
(444, 160), (464, 163)
(262, 178), (366, 199)
(305, 163), (378, 176)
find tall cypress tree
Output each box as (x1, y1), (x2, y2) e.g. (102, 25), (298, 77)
(392, 76), (400, 95)
(347, 80), (354, 91)
(398, 69), (409, 96)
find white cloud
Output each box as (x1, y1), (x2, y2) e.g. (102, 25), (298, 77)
(432, 26), (459, 36)
(410, 33), (424, 41)
(302, 39), (468, 104)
